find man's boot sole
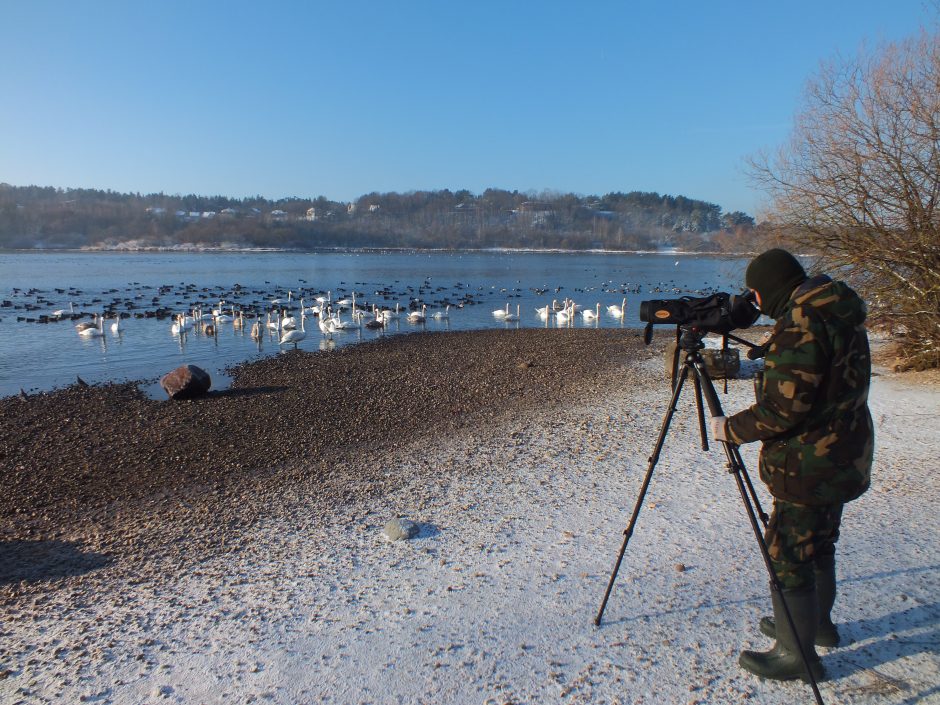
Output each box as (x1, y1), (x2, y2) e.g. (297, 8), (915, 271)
(739, 650), (826, 682)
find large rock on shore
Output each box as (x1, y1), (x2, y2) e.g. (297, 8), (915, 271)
(160, 365), (211, 399)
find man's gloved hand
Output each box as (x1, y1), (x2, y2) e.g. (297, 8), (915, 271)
(710, 415), (730, 442)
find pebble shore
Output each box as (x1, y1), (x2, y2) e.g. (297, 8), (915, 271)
(0, 328), (653, 597)
(4, 329), (936, 705)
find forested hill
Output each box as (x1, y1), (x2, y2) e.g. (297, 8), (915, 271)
(0, 183), (757, 251)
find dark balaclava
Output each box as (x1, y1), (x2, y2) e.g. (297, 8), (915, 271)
(745, 248), (807, 319)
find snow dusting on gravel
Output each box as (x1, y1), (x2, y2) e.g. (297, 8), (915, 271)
(2, 355), (938, 705)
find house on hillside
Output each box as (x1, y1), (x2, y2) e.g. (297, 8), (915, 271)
(514, 201), (554, 227)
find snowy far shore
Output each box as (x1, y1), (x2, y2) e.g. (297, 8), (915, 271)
(1, 350), (938, 705)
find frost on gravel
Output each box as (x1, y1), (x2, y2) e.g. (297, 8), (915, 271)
(2, 362), (938, 705)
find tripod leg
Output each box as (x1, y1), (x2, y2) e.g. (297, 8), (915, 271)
(692, 370), (709, 451)
(594, 361), (691, 627)
(732, 444), (769, 527)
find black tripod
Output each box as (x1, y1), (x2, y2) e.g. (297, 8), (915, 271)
(594, 325), (825, 705)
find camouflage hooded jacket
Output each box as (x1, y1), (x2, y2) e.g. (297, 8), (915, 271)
(726, 275), (873, 505)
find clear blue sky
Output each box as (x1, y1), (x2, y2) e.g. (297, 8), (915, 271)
(0, 1), (932, 217)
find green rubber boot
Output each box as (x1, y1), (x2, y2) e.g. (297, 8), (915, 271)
(759, 555), (840, 647)
(740, 586), (825, 682)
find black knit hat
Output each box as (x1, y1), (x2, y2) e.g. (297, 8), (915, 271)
(745, 248), (807, 319)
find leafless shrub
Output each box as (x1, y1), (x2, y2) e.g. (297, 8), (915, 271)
(751, 31), (940, 369)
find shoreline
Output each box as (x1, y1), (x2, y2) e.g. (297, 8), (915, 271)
(1, 245), (753, 257)
(0, 329), (654, 590)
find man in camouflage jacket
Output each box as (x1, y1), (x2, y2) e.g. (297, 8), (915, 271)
(711, 248), (873, 682)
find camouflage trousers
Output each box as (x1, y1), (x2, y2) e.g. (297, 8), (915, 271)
(765, 499), (844, 590)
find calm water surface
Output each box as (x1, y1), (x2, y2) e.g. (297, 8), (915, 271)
(0, 250), (749, 398)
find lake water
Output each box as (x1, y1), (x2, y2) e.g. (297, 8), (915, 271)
(0, 250), (749, 398)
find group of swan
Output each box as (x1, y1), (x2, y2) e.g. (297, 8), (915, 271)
(533, 297), (626, 324)
(76, 313), (122, 338)
(278, 300), (368, 347)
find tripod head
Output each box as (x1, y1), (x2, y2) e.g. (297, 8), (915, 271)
(677, 325), (707, 352)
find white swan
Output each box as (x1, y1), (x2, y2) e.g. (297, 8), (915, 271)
(493, 303), (510, 318)
(407, 304), (427, 323)
(171, 314), (187, 336)
(365, 305), (385, 330)
(318, 308), (336, 338)
(75, 316), (97, 332)
(53, 302), (74, 318)
(271, 290), (293, 306)
(607, 298), (627, 317)
(250, 316), (262, 340)
(79, 314), (104, 338)
(555, 304), (572, 325)
(214, 305), (234, 324)
(279, 312), (307, 348)
(110, 315), (121, 334)
(431, 305), (450, 319)
(503, 304), (521, 322)
(536, 299), (556, 319)
(582, 303), (600, 322)
(330, 308), (359, 330)
(381, 302), (401, 321)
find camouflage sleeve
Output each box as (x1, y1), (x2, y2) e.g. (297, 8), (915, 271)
(726, 305), (827, 445)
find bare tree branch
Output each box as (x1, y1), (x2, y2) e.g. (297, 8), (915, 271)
(750, 31), (940, 369)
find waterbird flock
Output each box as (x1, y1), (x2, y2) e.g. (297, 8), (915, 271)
(2, 277), (724, 349)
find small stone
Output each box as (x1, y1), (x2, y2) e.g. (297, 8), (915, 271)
(382, 517), (419, 541)
(675, 563), (687, 572)
(151, 685), (173, 698)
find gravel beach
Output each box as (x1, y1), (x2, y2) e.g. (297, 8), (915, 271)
(1, 329), (938, 705)
(0, 329), (651, 590)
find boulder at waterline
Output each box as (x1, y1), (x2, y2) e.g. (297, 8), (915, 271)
(160, 365), (211, 400)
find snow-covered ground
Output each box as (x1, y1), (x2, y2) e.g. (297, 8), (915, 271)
(3, 355), (938, 705)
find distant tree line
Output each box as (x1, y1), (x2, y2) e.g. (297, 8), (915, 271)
(0, 183), (761, 252)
